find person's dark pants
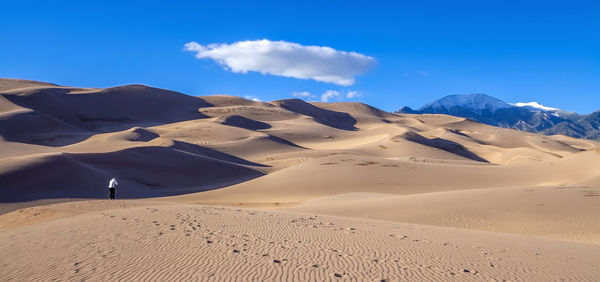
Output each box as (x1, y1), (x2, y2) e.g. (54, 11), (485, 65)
(109, 188), (115, 200)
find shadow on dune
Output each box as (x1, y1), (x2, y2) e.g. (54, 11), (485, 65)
(6, 86), (212, 127)
(129, 128), (160, 142)
(1, 85), (214, 146)
(274, 99), (357, 131)
(266, 134), (308, 149)
(218, 115), (271, 130)
(403, 132), (489, 162)
(0, 146), (266, 203)
(171, 140), (271, 167)
(0, 110), (93, 146)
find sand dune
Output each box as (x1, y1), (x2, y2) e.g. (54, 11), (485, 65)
(2, 79), (600, 280)
(2, 85), (209, 132)
(0, 145), (264, 202)
(200, 94), (275, 108)
(0, 108), (87, 146)
(290, 186), (600, 243)
(0, 78), (57, 91)
(1, 202), (599, 281)
(184, 150), (600, 205)
(272, 99), (358, 130)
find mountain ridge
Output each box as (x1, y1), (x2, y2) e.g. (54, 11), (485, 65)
(397, 94), (600, 140)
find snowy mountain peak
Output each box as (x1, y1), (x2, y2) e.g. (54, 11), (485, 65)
(511, 102), (559, 112)
(419, 94), (511, 113)
(396, 94), (598, 140)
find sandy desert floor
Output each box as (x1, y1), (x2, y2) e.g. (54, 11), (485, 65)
(2, 201), (600, 281)
(1, 79), (600, 280)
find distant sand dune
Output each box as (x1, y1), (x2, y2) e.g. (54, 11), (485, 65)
(0, 78), (57, 91)
(290, 185), (600, 243)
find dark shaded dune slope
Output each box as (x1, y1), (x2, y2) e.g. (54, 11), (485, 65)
(217, 114), (271, 130)
(2, 85), (211, 131)
(401, 131), (489, 162)
(0, 110), (88, 146)
(0, 146), (265, 202)
(272, 99), (357, 130)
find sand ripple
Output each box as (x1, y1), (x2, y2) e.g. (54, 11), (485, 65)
(1, 204), (599, 281)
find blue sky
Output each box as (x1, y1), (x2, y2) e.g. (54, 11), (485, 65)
(1, 0), (598, 113)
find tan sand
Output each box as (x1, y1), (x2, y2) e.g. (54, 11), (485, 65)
(290, 186), (600, 244)
(2, 78), (600, 280)
(1, 201), (600, 281)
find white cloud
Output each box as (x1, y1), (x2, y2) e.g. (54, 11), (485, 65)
(292, 91), (316, 99)
(346, 90), (360, 98)
(184, 39), (375, 86)
(243, 95), (261, 102)
(320, 90), (341, 102)
(511, 102), (558, 111)
(293, 89), (359, 102)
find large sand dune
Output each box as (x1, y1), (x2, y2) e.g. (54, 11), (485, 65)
(1, 78), (599, 280)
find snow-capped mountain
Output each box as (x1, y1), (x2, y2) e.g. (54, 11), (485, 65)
(419, 94), (511, 114)
(511, 102), (558, 112)
(397, 94), (599, 140)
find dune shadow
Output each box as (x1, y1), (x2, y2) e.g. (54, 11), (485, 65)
(265, 134), (308, 149)
(219, 115), (271, 130)
(275, 99), (357, 131)
(170, 140), (270, 167)
(0, 86), (218, 146)
(404, 132), (488, 162)
(130, 128), (160, 142)
(0, 146), (266, 203)
(0, 110), (93, 146)
(2, 85), (212, 131)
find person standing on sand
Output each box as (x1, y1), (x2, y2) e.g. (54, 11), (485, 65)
(108, 177), (118, 200)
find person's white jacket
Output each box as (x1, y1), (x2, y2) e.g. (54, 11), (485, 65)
(108, 178), (118, 189)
